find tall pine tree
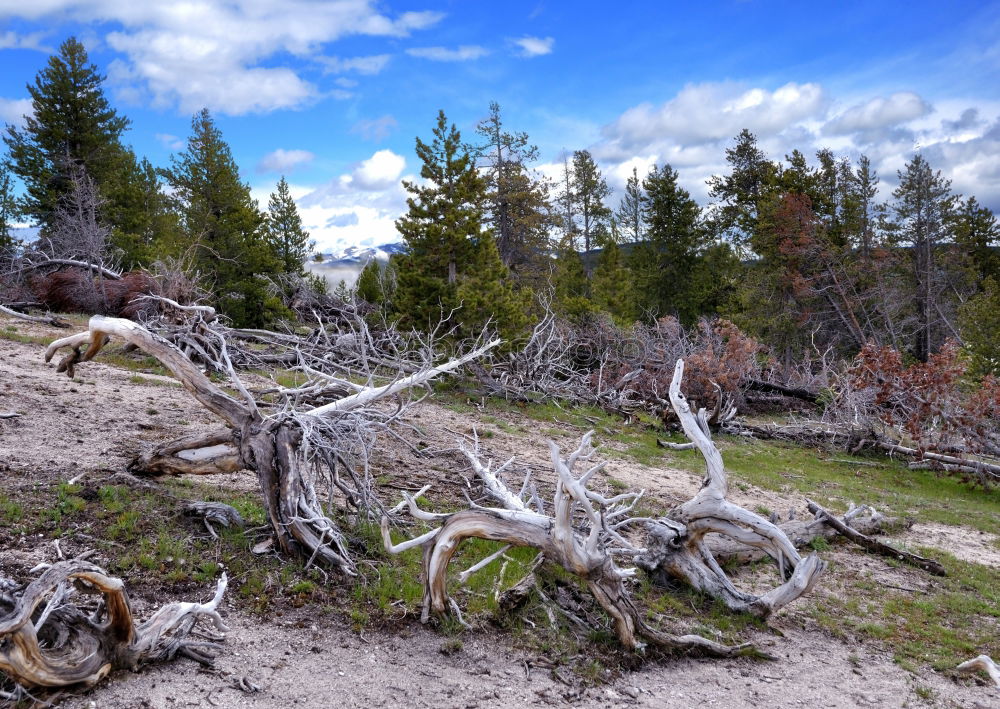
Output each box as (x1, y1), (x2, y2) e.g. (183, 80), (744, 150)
(393, 111), (527, 341)
(163, 109), (279, 326)
(4, 37), (128, 236)
(266, 176), (313, 274)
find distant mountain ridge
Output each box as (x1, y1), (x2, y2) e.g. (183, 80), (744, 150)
(315, 242), (405, 268)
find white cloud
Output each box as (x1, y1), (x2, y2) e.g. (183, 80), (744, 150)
(257, 148), (316, 174)
(316, 54), (391, 75)
(592, 81), (1000, 211)
(0, 97), (32, 126)
(351, 114), (398, 142)
(823, 92), (931, 136)
(0, 30), (50, 51)
(351, 149), (406, 189)
(288, 149), (411, 252)
(406, 45), (488, 61)
(154, 132), (184, 150)
(0, 1), (443, 115)
(512, 36), (554, 57)
(603, 81), (827, 152)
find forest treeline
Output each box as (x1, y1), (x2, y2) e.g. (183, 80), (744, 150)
(2, 38), (999, 373)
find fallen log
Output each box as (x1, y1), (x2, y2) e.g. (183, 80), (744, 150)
(806, 500), (946, 576)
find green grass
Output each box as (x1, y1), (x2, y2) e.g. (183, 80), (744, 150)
(651, 435), (1000, 534)
(810, 550), (999, 671)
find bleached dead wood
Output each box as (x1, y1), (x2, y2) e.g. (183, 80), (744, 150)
(0, 304), (70, 328)
(0, 560), (226, 692)
(45, 315), (501, 574)
(383, 359), (823, 653)
(635, 360), (826, 618)
(957, 655), (1000, 686)
(806, 500), (946, 576)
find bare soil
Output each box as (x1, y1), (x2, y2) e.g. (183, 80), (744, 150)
(1, 314), (998, 708)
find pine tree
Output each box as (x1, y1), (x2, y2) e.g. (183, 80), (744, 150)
(355, 258), (387, 305)
(4, 37), (129, 235)
(470, 102), (553, 283)
(163, 109), (279, 326)
(630, 163), (717, 325)
(592, 237), (634, 322)
(0, 162), (18, 258)
(103, 151), (181, 267)
(393, 110), (527, 340)
(570, 150), (611, 264)
(615, 166), (644, 243)
(266, 176), (313, 274)
(959, 277), (1000, 376)
(552, 235), (596, 321)
(707, 129), (777, 256)
(891, 155), (955, 361)
(952, 196), (1000, 284)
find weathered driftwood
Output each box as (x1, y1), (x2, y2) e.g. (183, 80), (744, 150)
(957, 655), (1000, 686)
(636, 360), (825, 618)
(184, 501), (246, 539)
(806, 500), (946, 576)
(0, 560), (226, 692)
(707, 504), (906, 566)
(45, 315), (500, 574)
(0, 304), (70, 328)
(384, 358), (823, 653)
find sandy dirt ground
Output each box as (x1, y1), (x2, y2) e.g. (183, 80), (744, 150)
(1, 314), (998, 708)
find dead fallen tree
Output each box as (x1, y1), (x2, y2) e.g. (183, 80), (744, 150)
(45, 315), (500, 574)
(0, 560), (227, 695)
(383, 358), (823, 653)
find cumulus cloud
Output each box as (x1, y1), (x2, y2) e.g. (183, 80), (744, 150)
(256, 148), (316, 174)
(0, 97), (32, 126)
(823, 92), (931, 137)
(406, 45), (488, 61)
(592, 81), (1000, 211)
(351, 114), (399, 142)
(512, 36), (554, 57)
(0, 1), (443, 115)
(603, 82), (827, 153)
(291, 149), (410, 252)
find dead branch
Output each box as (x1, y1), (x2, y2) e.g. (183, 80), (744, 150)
(636, 360), (826, 618)
(45, 315), (501, 574)
(806, 500), (946, 576)
(0, 560), (226, 692)
(0, 304), (70, 328)
(957, 655), (1000, 686)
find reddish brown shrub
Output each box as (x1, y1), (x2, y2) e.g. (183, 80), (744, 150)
(32, 270), (160, 319)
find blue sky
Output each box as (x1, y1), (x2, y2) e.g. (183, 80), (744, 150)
(1, 0), (998, 253)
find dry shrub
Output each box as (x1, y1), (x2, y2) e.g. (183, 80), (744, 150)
(581, 316), (761, 415)
(849, 340), (1000, 462)
(32, 270), (159, 318)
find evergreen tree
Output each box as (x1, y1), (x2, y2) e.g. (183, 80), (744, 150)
(4, 37), (129, 235)
(570, 150), (611, 264)
(266, 176), (313, 274)
(891, 155), (956, 361)
(393, 111), (527, 341)
(471, 102), (554, 283)
(615, 166), (645, 243)
(706, 129), (777, 255)
(959, 277), (1000, 376)
(552, 234), (596, 322)
(592, 237), (635, 322)
(630, 163), (721, 325)
(355, 258), (387, 305)
(163, 109), (279, 326)
(0, 162), (18, 258)
(952, 196), (1000, 284)
(103, 151), (181, 267)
